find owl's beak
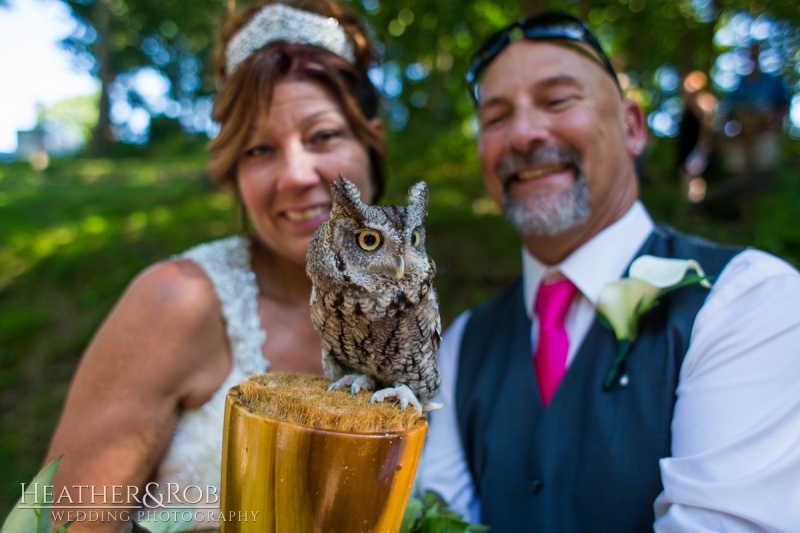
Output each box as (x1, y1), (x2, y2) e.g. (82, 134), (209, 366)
(393, 257), (405, 280)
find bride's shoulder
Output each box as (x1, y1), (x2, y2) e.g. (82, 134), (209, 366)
(127, 256), (220, 320)
(99, 255), (231, 402)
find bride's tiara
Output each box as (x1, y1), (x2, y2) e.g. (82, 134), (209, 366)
(225, 3), (356, 74)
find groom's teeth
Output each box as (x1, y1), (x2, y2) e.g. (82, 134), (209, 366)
(285, 206), (328, 222)
(518, 164), (566, 181)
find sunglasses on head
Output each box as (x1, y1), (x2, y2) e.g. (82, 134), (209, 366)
(466, 11), (621, 103)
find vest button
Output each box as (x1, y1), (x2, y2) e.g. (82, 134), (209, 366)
(529, 479), (543, 494)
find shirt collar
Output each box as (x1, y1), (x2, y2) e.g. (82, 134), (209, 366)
(523, 200), (654, 318)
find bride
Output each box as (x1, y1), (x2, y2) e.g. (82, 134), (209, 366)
(44, 1), (386, 530)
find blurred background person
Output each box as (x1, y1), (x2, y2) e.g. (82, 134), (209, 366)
(717, 42), (789, 188)
(676, 70), (717, 204)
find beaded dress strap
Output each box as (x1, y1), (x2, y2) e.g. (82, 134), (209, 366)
(180, 236), (267, 376)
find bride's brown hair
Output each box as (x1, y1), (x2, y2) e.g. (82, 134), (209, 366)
(207, 0), (386, 202)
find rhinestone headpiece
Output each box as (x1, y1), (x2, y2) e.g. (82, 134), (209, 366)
(225, 3), (355, 74)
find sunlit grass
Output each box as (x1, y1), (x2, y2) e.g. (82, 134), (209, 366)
(0, 155), (234, 289)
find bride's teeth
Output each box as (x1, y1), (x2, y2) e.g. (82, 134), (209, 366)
(285, 206), (328, 222)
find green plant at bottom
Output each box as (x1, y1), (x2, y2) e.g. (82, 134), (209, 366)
(401, 490), (489, 533)
(1, 455), (72, 532)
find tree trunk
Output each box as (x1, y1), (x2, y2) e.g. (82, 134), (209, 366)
(679, 23), (696, 74)
(88, 0), (114, 156)
(578, 0), (591, 20)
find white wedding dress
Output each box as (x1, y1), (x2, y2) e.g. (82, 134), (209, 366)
(136, 236), (268, 532)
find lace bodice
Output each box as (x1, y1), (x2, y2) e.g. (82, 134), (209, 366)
(138, 236), (267, 529)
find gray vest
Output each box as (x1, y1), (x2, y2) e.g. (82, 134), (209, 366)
(454, 225), (742, 532)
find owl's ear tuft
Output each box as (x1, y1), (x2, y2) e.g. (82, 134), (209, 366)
(331, 175), (367, 219)
(407, 181), (429, 216)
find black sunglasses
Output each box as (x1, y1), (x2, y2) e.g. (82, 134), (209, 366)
(466, 11), (621, 103)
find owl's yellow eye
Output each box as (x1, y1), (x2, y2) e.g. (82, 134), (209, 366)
(411, 229), (421, 248)
(357, 230), (382, 251)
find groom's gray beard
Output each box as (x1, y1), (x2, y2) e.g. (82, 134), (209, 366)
(498, 146), (591, 236)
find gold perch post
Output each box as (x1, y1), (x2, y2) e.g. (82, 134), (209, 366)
(220, 372), (427, 532)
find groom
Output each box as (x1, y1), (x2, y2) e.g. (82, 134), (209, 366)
(417, 11), (800, 532)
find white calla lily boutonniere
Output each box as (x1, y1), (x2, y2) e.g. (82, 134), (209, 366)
(596, 255), (712, 391)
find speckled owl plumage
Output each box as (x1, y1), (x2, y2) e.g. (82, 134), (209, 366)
(306, 176), (441, 413)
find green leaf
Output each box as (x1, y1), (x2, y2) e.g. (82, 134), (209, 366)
(419, 516), (471, 533)
(603, 339), (634, 391)
(56, 518), (76, 533)
(401, 497), (424, 533)
(595, 311), (613, 333)
(2, 455), (63, 533)
(631, 293), (661, 332)
(402, 490), (488, 533)
(660, 273), (714, 294)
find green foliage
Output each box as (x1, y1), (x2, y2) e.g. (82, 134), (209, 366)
(38, 93), (101, 150)
(52, 0), (800, 156)
(60, 0), (227, 98)
(1, 455), (73, 533)
(401, 491), (489, 533)
(357, 0), (800, 144)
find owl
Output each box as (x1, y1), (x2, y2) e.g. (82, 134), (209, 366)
(306, 176), (441, 413)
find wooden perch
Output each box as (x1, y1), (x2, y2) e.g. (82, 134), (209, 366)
(220, 372), (428, 533)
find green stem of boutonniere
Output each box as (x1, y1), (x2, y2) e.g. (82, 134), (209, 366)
(603, 339), (633, 391)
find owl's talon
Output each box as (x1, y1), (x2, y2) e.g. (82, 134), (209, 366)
(371, 383), (423, 414)
(350, 374), (376, 395)
(422, 401), (444, 412)
(328, 374), (376, 395)
(327, 375), (354, 392)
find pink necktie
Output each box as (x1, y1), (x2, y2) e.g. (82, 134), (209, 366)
(534, 278), (578, 407)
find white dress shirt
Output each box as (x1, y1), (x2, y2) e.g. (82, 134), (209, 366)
(416, 201), (800, 531)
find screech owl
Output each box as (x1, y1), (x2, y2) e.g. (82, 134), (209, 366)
(306, 175), (441, 413)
